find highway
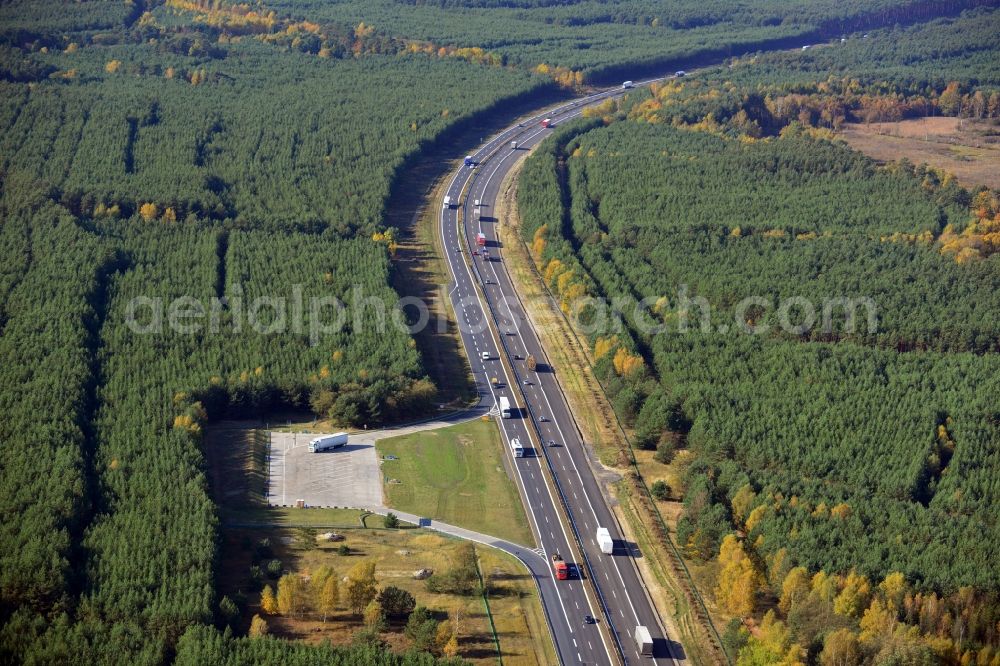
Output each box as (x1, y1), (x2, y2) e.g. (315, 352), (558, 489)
(438, 78), (684, 665)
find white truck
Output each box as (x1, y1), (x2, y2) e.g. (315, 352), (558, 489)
(510, 437), (524, 458)
(499, 396), (512, 419)
(634, 625), (653, 656)
(308, 432), (348, 453)
(443, 195), (452, 209)
(510, 140), (518, 150)
(622, 80), (635, 89)
(596, 527), (613, 554)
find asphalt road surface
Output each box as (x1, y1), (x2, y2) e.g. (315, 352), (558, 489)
(439, 77), (687, 665)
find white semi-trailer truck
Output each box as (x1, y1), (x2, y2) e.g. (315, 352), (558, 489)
(499, 396), (512, 419)
(308, 432), (348, 453)
(596, 527), (614, 554)
(634, 625), (653, 655)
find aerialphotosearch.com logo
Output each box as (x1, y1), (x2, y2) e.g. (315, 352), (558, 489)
(564, 285), (879, 338)
(123, 283), (878, 345)
(123, 284), (498, 347)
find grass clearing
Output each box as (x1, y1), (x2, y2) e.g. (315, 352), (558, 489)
(839, 117), (1000, 189)
(377, 418), (534, 546)
(220, 526), (551, 665)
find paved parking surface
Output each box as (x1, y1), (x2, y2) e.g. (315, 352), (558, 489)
(266, 431), (382, 509)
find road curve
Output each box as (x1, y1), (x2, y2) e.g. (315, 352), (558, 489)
(438, 76), (687, 666)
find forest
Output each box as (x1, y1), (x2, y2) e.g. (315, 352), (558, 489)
(0, 0), (540, 663)
(1, 0), (998, 663)
(263, 0), (997, 82)
(517, 8), (1000, 663)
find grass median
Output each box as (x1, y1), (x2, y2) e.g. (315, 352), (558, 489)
(377, 418), (534, 546)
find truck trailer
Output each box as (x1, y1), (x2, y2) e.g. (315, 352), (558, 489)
(499, 396), (512, 419)
(634, 625), (653, 656)
(596, 527), (613, 554)
(551, 553), (569, 580)
(308, 432), (348, 453)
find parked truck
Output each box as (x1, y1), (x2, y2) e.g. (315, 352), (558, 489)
(308, 432), (348, 453)
(596, 527), (613, 554)
(476, 232), (487, 246)
(634, 625), (653, 656)
(551, 553), (569, 580)
(499, 396), (512, 419)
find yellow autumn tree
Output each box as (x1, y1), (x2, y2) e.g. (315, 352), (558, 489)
(811, 570), (838, 603)
(276, 573), (305, 616)
(830, 502), (852, 520)
(779, 567), (811, 615)
(105, 60), (122, 74)
(715, 535), (761, 617)
(311, 566), (338, 622)
(593, 335), (619, 360)
(161, 207), (177, 223)
(878, 571), (908, 612)
(612, 347), (644, 377)
(248, 614), (269, 637)
(859, 597), (896, 642)
(443, 634), (459, 658)
(139, 202), (158, 221)
(345, 561), (378, 616)
(544, 258), (566, 285)
(730, 484), (756, 525)
(745, 505), (768, 534)
(532, 224), (548, 255)
(435, 620), (453, 650)
(819, 628), (861, 666)
(834, 570), (871, 618)
(260, 584), (278, 614)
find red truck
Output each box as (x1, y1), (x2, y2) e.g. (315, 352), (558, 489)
(476, 232), (487, 247)
(551, 553), (569, 580)
(541, 118), (552, 128)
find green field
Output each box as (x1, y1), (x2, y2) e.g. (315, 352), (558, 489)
(377, 418), (533, 547)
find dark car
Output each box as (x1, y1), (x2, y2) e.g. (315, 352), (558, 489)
(583, 615), (596, 625)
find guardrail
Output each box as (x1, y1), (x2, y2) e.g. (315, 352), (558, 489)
(474, 545), (504, 666)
